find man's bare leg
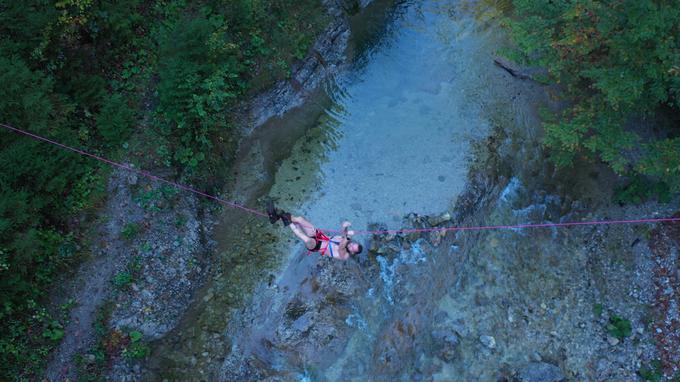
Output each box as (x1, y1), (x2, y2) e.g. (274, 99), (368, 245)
(291, 216), (316, 237)
(288, 221), (317, 250)
(266, 202), (317, 250)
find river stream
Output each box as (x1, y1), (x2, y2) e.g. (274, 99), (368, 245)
(145, 1), (541, 380)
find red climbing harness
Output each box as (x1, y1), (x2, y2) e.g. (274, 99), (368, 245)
(307, 229), (340, 257)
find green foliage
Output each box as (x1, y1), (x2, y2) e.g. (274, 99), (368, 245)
(637, 137), (680, 189)
(606, 314), (632, 340)
(122, 330), (149, 359)
(65, 168), (109, 213)
(593, 303), (603, 317)
(129, 255), (142, 273)
(152, 0), (327, 177)
(139, 242), (152, 253)
(0, 1), (149, 377)
(154, 14), (230, 172)
(113, 255), (142, 290)
(0, 302), (67, 381)
(96, 94), (136, 148)
(613, 175), (672, 205)
(506, 0), (680, 191)
(42, 321), (65, 342)
(123, 341), (150, 360)
(638, 360), (663, 382)
(75, 303), (112, 381)
(135, 185), (179, 212)
(75, 350), (106, 382)
(112, 271), (134, 289)
(121, 222), (140, 240)
(129, 330), (143, 343)
(174, 214), (188, 228)
(77, 306), (150, 379)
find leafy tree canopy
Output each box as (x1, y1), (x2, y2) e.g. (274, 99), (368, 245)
(507, 0), (679, 191)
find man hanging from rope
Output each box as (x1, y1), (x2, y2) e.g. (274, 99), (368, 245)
(268, 201), (363, 260)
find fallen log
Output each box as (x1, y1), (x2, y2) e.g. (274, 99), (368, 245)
(493, 56), (533, 80)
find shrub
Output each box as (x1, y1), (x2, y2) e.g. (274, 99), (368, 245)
(121, 223), (140, 240)
(96, 94), (136, 148)
(607, 314), (632, 340)
(122, 330), (149, 359)
(638, 360), (663, 382)
(112, 271), (133, 289)
(613, 176), (672, 205)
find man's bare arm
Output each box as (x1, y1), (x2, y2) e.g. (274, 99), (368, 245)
(341, 221), (355, 239)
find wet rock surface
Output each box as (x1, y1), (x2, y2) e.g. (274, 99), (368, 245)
(364, 119), (677, 382)
(219, 259), (369, 381)
(371, 307), (427, 377)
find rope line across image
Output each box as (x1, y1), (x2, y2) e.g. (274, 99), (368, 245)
(2, 122), (679, 237)
(1, 123), (267, 218)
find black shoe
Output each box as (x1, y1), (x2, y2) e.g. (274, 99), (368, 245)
(267, 200), (280, 224)
(280, 212), (292, 226)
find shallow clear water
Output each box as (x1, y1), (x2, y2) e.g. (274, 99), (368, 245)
(271, 0), (499, 231)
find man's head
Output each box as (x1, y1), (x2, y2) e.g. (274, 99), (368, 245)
(346, 241), (363, 255)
